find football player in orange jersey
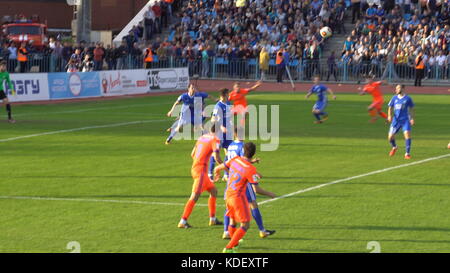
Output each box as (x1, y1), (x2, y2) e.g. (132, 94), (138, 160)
(178, 124), (224, 228)
(358, 75), (388, 123)
(228, 81), (262, 126)
(214, 142), (276, 253)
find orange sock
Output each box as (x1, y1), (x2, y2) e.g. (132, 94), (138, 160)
(379, 111), (388, 119)
(226, 227), (247, 249)
(182, 199), (196, 220)
(208, 196), (216, 218)
(228, 225), (236, 237)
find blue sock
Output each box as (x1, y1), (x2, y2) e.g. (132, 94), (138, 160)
(321, 111), (328, 116)
(390, 139), (397, 148)
(251, 208), (265, 232)
(405, 138), (411, 154)
(313, 113), (321, 121)
(223, 212), (230, 232)
(208, 156), (215, 176)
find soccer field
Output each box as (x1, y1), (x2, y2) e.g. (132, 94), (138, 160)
(1, 91), (449, 253)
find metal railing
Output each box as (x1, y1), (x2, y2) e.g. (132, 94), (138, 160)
(4, 54), (450, 85)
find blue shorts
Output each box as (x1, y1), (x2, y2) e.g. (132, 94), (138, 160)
(246, 183), (257, 203)
(389, 119), (411, 135)
(313, 100), (327, 112)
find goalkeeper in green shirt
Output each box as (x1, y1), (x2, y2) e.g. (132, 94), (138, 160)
(0, 60), (15, 123)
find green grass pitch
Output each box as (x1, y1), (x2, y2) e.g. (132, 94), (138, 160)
(0, 91), (449, 253)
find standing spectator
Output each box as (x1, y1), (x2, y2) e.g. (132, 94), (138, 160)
(276, 47), (285, 83)
(18, 42), (28, 73)
(7, 43), (17, 73)
(156, 43), (167, 68)
(160, 0), (168, 29)
(259, 46), (269, 81)
(153, 1), (162, 34)
(144, 6), (155, 41)
(201, 45), (210, 78)
(50, 40), (63, 72)
(61, 42), (73, 72)
(93, 43), (105, 71)
(143, 44), (154, 69)
(327, 51), (338, 81)
(116, 41), (129, 70)
(414, 51), (425, 86)
(130, 43), (142, 69)
(351, 0), (361, 24)
(81, 54), (94, 72)
(105, 44), (117, 70)
(0, 44), (11, 64)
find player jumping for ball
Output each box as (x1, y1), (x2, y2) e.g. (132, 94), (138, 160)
(214, 142), (276, 253)
(358, 75), (388, 123)
(208, 88), (233, 181)
(305, 75), (336, 124)
(387, 84), (415, 160)
(0, 61), (16, 123)
(221, 127), (276, 240)
(229, 81), (262, 126)
(178, 124), (223, 228)
(166, 83), (214, 144)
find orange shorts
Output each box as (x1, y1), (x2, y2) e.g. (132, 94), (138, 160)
(226, 196), (251, 223)
(231, 105), (248, 116)
(191, 165), (215, 194)
(369, 99), (384, 111)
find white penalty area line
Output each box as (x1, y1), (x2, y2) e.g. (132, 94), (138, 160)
(259, 153), (450, 206)
(0, 119), (167, 143)
(0, 195), (208, 207)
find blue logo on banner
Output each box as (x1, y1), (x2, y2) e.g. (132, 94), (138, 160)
(48, 72), (101, 99)
(5, 80), (40, 95)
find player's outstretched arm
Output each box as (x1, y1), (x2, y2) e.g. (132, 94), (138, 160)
(327, 88), (337, 100)
(357, 87), (365, 95)
(305, 91), (312, 99)
(167, 100), (180, 117)
(253, 184), (276, 199)
(248, 80), (262, 92)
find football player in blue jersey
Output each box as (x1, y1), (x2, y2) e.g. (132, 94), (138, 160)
(208, 88), (233, 180)
(165, 83), (215, 144)
(305, 75), (337, 124)
(387, 84), (415, 159)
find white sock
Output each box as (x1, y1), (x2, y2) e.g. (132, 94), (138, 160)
(180, 219), (187, 225)
(210, 217), (216, 222)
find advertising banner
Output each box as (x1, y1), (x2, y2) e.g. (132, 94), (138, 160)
(48, 72), (101, 99)
(99, 70), (149, 97)
(4, 73), (50, 102)
(147, 67), (189, 92)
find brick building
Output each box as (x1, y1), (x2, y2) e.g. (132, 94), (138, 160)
(0, 0), (148, 31)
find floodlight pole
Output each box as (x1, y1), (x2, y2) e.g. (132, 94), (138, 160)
(76, 0), (92, 43)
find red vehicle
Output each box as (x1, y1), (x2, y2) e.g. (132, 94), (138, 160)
(2, 20), (48, 49)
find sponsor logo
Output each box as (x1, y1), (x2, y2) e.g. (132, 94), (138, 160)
(6, 79), (40, 95)
(68, 73), (82, 96)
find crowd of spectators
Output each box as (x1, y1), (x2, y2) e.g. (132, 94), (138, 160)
(339, 0), (450, 81)
(165, 0), (345, 78)
(2, 0), (450, 83)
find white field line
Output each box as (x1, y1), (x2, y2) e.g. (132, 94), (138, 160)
(259, 153), (450, 206)
(14, 102), (169, 117)
(0, 195), (208, 207)
(0, 119), (167, 143)
(0, 154), (448, 208)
